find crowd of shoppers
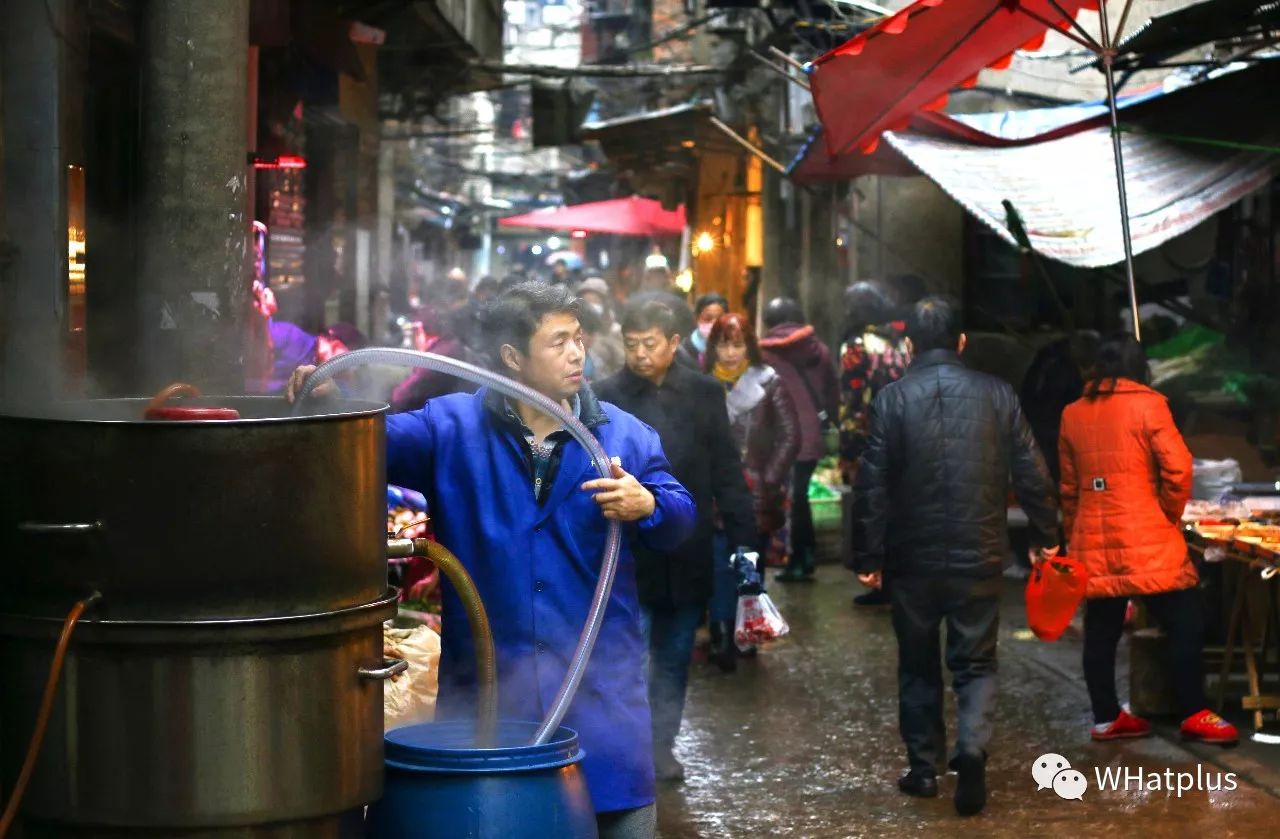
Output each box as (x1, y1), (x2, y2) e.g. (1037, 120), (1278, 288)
(272, 261), (1238, 833)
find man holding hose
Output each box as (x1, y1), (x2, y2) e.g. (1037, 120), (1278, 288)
(288, 282), (695, 838)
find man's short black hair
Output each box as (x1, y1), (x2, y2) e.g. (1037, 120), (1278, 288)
(907, 295), (962, 353)
(621, 299), (680, 338)
(763, 297), (805, 329)
(480, 281), (580, 367)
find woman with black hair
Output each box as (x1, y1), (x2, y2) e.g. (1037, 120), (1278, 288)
(1058, 334), (1238, 745)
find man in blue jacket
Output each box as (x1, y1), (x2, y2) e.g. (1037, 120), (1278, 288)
(289, 282), (695, 838)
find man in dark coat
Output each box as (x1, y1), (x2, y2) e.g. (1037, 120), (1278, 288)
(595, 299), (757, 782)
(851, 296), (1059, 817)
(759, 298), (840, 581)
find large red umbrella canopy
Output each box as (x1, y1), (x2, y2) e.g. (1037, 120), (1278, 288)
(499, 196), (687, 237)
(808, 0), (1098, 157)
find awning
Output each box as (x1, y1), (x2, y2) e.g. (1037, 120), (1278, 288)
(884, 126), (1275, 268)
(579, 103), (718, 173)
(1099, 0), (1280, 73)
(787, 84), (1163, 184)
(498, 196), (687, 237)
(878, 61), (1280, 267)
(788, 63), (1255, 182)
(807, 0), (1097, 157)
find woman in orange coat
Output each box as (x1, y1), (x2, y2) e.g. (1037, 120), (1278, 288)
(1058, 335), (1237, 745)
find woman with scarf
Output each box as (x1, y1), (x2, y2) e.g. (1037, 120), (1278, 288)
(703, 312), (800, 669)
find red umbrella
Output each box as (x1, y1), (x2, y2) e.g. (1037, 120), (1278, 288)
(807, 0), (1158, 338)
(808, 0), (1097, 158)
(499, 196), (687, 238)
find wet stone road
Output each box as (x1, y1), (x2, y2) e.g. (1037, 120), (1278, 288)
(656, 566), (1280, 838)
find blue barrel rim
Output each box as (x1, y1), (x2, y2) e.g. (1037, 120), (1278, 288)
(384, 720), (585, 775)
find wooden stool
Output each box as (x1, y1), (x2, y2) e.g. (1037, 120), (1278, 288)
(1215, 559), (1280, 731)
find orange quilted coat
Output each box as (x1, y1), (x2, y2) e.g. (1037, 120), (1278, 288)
(1058, 379), (1196, 599)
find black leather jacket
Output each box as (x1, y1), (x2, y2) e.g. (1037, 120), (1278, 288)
(850, 349), (1058, 577)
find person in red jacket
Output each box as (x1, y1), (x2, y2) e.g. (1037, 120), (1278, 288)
(1058, 334), (1238, 745)
(760, 298), (840, 582)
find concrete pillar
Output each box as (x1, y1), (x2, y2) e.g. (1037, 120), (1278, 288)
(0, 0), (74, 405)
(376, 140), (394, 294)
(136, 0), (249, 393)
(799, 188), (813, 310)
(759, 169), (783, 330)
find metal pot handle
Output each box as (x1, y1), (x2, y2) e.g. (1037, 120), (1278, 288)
(358, 656), (408, 680)
(18, 521), (102, 534)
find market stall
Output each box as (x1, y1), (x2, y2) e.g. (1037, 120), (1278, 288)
(1184, 499), (1280, 732)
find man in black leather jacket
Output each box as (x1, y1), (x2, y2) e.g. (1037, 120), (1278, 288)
(850, 296), (1058, 816)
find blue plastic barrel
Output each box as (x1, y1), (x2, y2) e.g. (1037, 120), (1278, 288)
(366, 720), (598, 839)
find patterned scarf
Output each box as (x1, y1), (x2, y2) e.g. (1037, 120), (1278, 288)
(713, 359), (749, 386)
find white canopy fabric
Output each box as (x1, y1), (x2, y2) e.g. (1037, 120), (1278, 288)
(884, 125), (1275, 268)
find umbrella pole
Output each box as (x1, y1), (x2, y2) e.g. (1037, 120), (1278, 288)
(1098, 0), (1141, 341)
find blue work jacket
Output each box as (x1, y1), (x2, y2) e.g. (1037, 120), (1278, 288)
(386, 385), (696, 813)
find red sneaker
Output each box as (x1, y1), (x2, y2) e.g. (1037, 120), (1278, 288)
(1092, 709), (1152, 741)
(1180, 709), (1239, 745)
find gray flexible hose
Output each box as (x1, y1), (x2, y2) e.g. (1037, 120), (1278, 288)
(294, 347), (622, 746)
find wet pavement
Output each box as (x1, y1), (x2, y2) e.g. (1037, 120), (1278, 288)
(656, 566), (1280, 838)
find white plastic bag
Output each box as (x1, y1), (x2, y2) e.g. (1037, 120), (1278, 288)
(734, 592), (790, 651)
(382, 624), (441, 730)
(1192, 458), (1241, 501)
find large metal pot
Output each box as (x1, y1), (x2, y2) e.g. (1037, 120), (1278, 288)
(0, 397), (386, 621)
(0, 592), (399, 837)
(0, 395), (395, 836)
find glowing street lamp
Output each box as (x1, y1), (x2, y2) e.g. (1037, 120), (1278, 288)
(692, 231), (715, 255)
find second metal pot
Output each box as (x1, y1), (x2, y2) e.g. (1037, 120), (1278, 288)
(0, 591), (400, 836)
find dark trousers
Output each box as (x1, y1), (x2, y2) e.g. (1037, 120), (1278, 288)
(640, 603), (704, 751)
(790, 460), (818, 563)
(1083, 587), (1206, 723)
(890, 574), (1001, 774)
(710, 531), (736, 623)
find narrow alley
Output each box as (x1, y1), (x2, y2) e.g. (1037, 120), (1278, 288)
(659, 567), (1280, 838)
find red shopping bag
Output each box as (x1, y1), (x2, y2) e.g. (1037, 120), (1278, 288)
(1025, 554), (1088, 641)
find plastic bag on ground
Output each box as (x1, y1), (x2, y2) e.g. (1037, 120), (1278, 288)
(383, 624), (441, 730)
(1024, 554), (1088, 642)
(735, 592), (790, 651)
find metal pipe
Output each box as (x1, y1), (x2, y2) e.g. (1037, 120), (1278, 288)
(707, 117), (787, 173)
(1098, 0), (1142, 340)
(1113, 0), (1137, 44)
(768, 46), (806, 72)
(747, 51), (811, 91)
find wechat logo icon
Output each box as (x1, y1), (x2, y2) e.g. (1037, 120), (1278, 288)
(1033, 753), (1087, 800)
